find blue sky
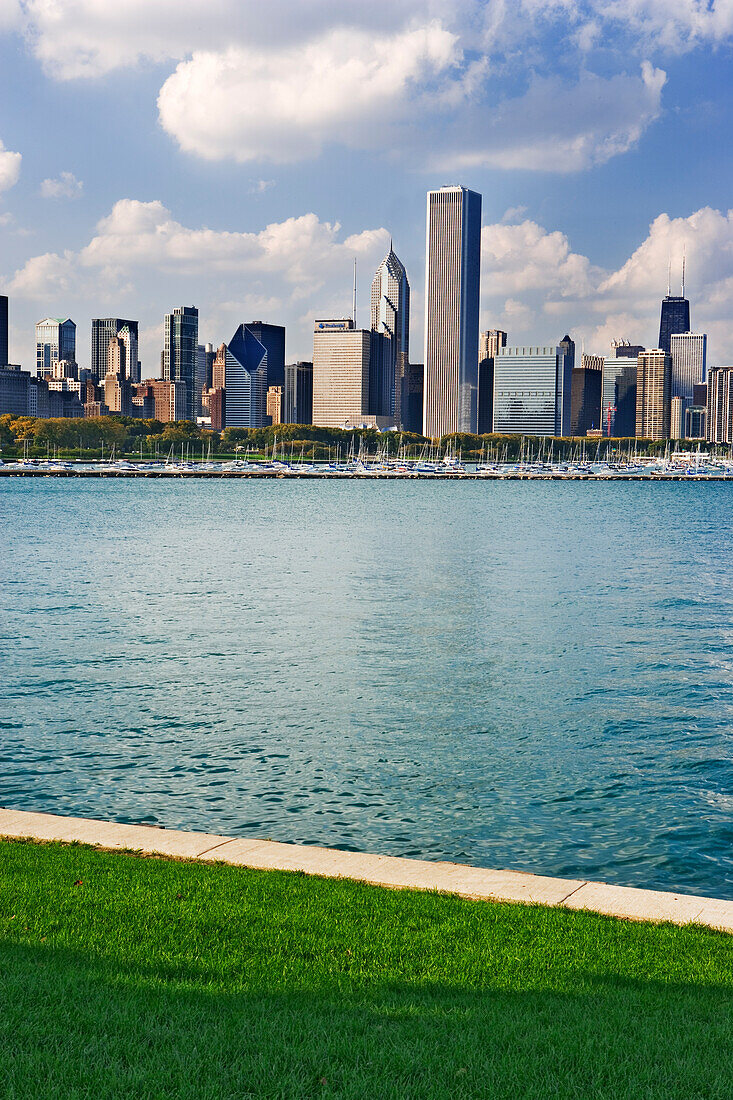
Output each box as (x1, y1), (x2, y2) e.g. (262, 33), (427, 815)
(1, 0), (733, 373)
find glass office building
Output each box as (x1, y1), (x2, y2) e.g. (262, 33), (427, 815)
(36, 317), (76, 376)
(493, 345), (572, 437)
(163, 306), (198, 421)
(91, 318), (139, 382)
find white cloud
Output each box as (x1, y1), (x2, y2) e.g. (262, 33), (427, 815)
(249, 179), (275, 195)
(3, 198), (391, 367)
(438, 64), (666, 172)
(157, 23), (461, 163)
(18, 0), (455, 79)
(598, 0), (733, 53)
(0, 0), (21, 31)
(4, 2), (694, 174)
(0, 138), (21, 192)
(40, 171), (84, 198)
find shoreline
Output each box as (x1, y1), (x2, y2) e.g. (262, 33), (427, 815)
(1, 806), (731, 932)
(2, 467), (731, 481)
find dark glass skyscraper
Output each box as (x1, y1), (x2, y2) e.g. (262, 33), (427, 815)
(244, 322), (285, 390)
(163, 306), (198, 421)
(283, 362), (313, 425)
(658, 296), (690, 353)
(0, 295), (8, 366)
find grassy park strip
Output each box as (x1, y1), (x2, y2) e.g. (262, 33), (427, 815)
(0, 839), (731, 1099)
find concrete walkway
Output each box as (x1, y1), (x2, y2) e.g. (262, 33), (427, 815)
(1, 806), (731, 933)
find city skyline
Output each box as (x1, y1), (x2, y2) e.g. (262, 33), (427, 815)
(2, 6), (733, 375)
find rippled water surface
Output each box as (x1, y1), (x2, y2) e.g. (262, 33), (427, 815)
(1, 477), (732, 898)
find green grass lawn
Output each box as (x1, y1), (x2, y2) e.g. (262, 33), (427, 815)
(0, 839), (731, 1099)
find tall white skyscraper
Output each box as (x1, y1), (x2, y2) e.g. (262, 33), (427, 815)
(670, 332), (707, 401)
(370, 245), (410, 425)
(423, 186), (482, 438)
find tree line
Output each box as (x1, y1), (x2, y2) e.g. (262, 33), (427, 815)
(0, 413), (707, 459)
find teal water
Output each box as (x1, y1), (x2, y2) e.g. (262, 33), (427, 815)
(1, 478), (732, 898)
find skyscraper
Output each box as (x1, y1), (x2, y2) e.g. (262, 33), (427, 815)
(614, 364), (638, 437)
(91, 318), (140, 382)
(370, 245), (410, 424)
(636, 349), (671, 439)
(219, 325), (269, 429)
(570, 354), (603, 436)
(670, 332), (707, 401)
(478, 330), (507, 434)
(706, 368), (733, 443)
(283, 362), (313, 425)
(423, 186), (482, 437)
(402, 363), (424, 435)
(0, 295), (8, 367)
(36, 318), (76, 376)
(658, 266), (691, 354)
(493, 345), (572, 437)
(244, 322), (285, 391)
(163, 306), (198, 421)
(602, 342), (645, 435)
(312, 318), (371, 428)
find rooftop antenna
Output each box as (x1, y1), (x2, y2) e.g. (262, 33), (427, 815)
(681, 246), (686, 298)
(352, 257), (357, 328)
(667, 256), (671, 297)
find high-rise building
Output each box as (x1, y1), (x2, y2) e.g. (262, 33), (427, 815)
(267, 386), (283, 425)
(636, 349), (671, 439)
(0, 365), (30, 415)
(312, 318), (371, 428)
(614, 364), (638, 437)
(658, 291), (690, 354)
(478, 330), (506, 434)
(570, 353), (603, 436)
(671, 396), (685, 439)
(602, 342), (645, 435)
(244, 322), (285, 391)
(370, 245), (410, 423)
(91, 319), (139, 382)
(0, 295), (8, 366)
(163, 306), (198, 421)
(103, 335), (133, 415)
(493, 345), (573, 437)
(423, 186), (482, 437)
(706, 368), (733, 443)
(135, 379), (187, 423)
(283, 362), (313, 425)
(685, 404), (706, 440)
(36, 318), (76, 376)
(402, 363), (424, 435)
(670, 331), (707, 406)
(194, 343), (209, 419)
(216, 325), (269, 429)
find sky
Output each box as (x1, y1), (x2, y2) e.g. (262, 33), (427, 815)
(1, 0), (733, 375)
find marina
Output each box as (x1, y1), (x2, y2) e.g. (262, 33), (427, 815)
(2, 455), (732, 479)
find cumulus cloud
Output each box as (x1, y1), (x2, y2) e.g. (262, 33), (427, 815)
(68, 199), (388, 293)
(157, 23), (461, 163)
(4, 1), (708, 173)
(40, 171), (84, 198)
(0, 138), (21, 192)
(4, 198), (390, 365)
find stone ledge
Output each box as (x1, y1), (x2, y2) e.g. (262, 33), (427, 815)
(1, 807), (731, 934)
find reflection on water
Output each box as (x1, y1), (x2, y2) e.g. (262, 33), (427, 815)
(1, 478), (732, 898)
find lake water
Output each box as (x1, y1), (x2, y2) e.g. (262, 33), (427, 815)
(1, 477), (732, 899)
